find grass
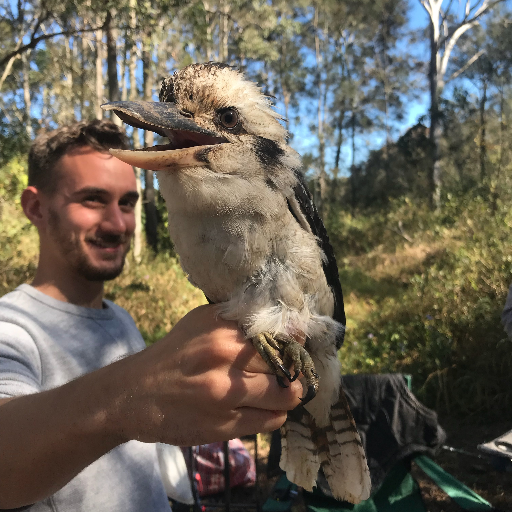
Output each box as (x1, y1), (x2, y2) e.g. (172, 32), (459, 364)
(104, 252), (206, 344)
(330, 197), (512, 419)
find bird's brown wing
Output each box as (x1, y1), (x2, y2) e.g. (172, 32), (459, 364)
(287, 169), (346, 349)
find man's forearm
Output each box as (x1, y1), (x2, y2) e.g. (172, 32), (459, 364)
(0, 360), (128, 508)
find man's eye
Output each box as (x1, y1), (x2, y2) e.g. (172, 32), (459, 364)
(119, 199), (136, 211)
(83, 196), (104, 206)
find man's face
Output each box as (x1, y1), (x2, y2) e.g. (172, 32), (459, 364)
(42, 147), (139, 281)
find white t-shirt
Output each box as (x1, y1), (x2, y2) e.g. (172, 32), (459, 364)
(0, 284), (171, 511)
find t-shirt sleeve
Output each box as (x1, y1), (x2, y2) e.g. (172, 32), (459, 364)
(0, 321), (42, 398)
(502, 284), (512, 340)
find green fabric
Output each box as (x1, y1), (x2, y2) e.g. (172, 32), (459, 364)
(262, 474), (298, 512)
(304, 462), (426, 512)
(414, 455), (493, 511)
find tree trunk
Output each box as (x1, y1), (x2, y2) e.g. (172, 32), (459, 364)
(120, 32), (128, 102)
(142, 40), (159, 253)
(219, 0), (229, 62)
(203, 0), (214, 61)
(479, 80), (487, 184)
(65, 37), (74, 124)
(428, 20), (441, 209)
(80, 32), (87, 119)
(314, 4), (326, 217)
(105, 11), (121, 126)
(491, 83), (505, 214)
(350, 108), (357, 213)
(95, 17), (105, 120)
(0, 38), (22, 92)
(21, 51), (33, 139)
(334, 109), (345, 171)
(129, 0), (142, 262)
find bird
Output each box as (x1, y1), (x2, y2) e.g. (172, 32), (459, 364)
(101, 62), (371, 504)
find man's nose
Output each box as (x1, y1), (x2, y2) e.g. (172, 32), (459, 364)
(101, 204), (127, 233)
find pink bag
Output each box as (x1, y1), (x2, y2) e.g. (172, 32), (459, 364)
(183, 439), (256, 497)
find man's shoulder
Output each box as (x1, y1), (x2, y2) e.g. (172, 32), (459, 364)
(103, 299), (136, 324)
(0, 285), (34, 316)
(0, 286), (40, 357)
(102, 300), (145, 349)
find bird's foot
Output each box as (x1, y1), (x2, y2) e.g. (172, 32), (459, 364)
(250, 332), (319, 406)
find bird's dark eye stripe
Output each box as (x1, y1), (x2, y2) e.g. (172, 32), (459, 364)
(253, 136), (285, 168)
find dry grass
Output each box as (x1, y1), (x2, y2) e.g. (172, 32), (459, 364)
(104, 253), (206, 344)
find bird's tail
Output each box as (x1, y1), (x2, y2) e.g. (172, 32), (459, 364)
(280, 385), (371, 504)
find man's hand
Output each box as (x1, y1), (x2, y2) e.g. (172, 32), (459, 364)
(110, 304), (303, 446)
(0, 305), (301, 508)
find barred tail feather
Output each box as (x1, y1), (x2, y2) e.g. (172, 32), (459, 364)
(279, 406), (320, 492)
(280, 387), (371, 504)
(319, 386), (371, 503)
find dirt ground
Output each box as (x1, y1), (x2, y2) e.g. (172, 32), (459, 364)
(413, 417), (512, 512)
(194, 418), (512, 512)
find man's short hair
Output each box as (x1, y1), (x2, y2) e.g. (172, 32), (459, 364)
(28, 119), (130, 195)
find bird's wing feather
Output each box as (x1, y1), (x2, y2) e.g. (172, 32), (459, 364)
(288, 169), (346, 348)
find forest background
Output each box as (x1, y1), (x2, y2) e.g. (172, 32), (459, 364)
(1, 0), (512, 420)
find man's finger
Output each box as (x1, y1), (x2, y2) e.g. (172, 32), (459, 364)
(229, 407), (288, 437)
(234, 373), (303, 411)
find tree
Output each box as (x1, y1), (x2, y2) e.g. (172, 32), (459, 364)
(0, 0), (102, 91)
(419, 0), (505, 208)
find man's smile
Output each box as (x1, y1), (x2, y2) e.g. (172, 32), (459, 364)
(85, 236), (129, 259)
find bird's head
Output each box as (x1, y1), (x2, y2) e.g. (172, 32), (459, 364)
(101, 63), (298, 177)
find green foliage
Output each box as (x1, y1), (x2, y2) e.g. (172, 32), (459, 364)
(0, 155), (38, 298)
(104, 252), (206, 345)
(333, 196), (512, 419)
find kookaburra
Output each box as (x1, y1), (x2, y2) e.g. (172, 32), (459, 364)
(102, 62), (371, 503)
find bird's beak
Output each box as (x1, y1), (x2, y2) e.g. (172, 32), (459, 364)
(101, 101), (227, 171)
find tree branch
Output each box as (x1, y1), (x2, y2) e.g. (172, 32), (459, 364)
(387, 221), (413, 243)
(0, 24), (104, 70)
(439, 0), (504, 47)
(439, 21), (476, 78)
(447, 48), (485, 82)
(0, 54), (20, 91)
(440, 0), (455, 26)
(0, 38), (23, 91)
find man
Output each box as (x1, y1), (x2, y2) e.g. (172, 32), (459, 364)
(0, 120), (301, 511)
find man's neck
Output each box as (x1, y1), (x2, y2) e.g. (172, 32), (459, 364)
(31, 268), (105, 309)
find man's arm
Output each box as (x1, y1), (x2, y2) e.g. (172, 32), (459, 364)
(0, 305), (302, 509)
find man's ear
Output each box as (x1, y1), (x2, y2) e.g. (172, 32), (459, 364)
(21, 186), (46, 229)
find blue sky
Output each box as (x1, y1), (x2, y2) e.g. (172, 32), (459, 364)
(284, 0), (433, 176)
(283, 0), (512, 176)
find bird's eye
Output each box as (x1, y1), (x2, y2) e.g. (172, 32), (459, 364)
(219, 108), (240, 129)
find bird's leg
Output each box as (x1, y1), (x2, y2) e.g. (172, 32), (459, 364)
(250, 332), (319, 405)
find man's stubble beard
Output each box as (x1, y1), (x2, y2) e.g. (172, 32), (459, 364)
(48, 208), (131, 282)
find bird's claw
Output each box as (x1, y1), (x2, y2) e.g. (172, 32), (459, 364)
(278, 365), (293, 381)
(299, 385), (317, 406)
(276, 376), (289, 388)
(289, 370), (300, 382)
(250, 332), (319, 402)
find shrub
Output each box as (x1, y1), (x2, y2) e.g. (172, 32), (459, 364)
(335, 197), (512, 419)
